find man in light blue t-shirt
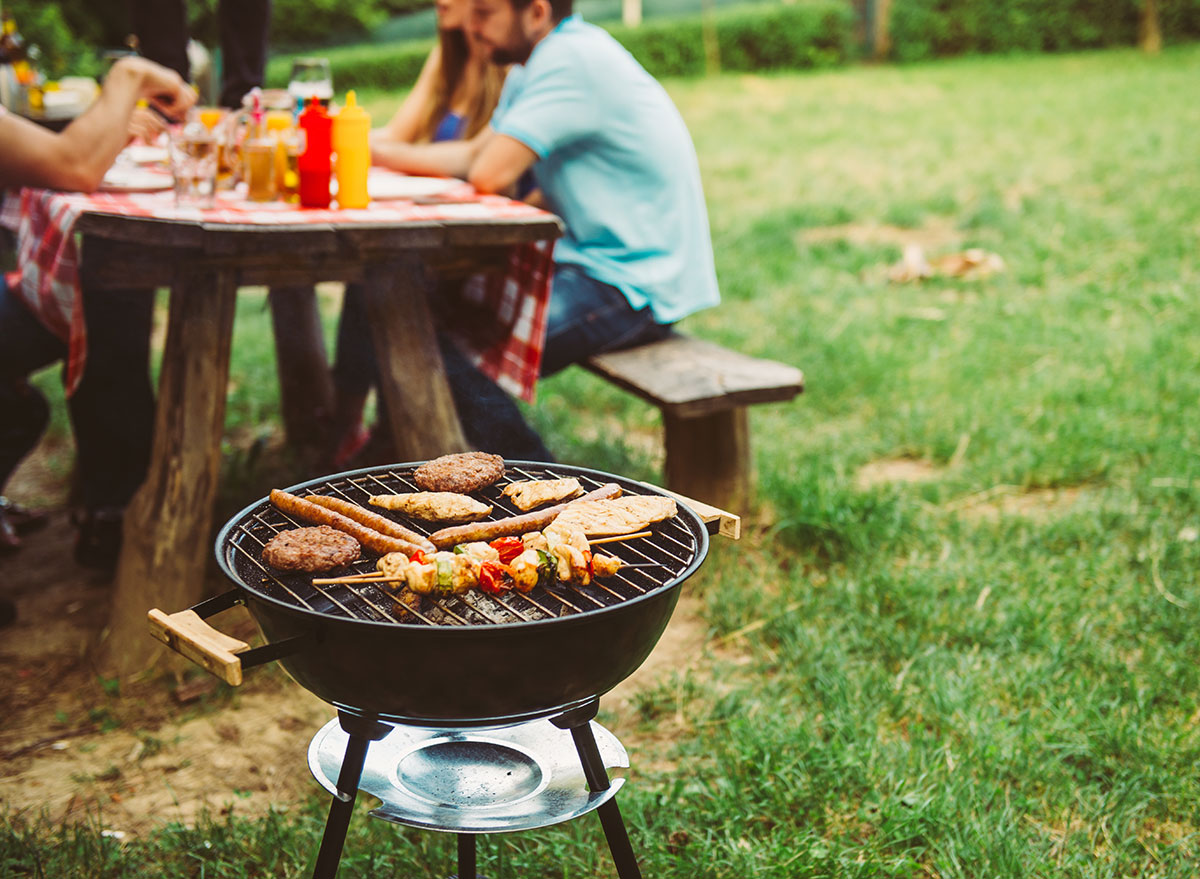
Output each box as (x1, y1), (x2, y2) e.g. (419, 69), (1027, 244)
(372, 0), (720, 459)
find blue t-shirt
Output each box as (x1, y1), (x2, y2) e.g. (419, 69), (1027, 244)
(491, 16), (719, 324)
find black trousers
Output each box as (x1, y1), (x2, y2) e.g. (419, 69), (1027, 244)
(0, 278), (154, 511)
(129, 0), (272, 108)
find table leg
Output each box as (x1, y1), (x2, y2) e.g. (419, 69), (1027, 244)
(268, 286), (334, 453)
(361, 259), (468, 461)
(97, 267), (238, 677)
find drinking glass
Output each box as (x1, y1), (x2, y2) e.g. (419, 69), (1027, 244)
(287, 57), (333, 109)
(169, 120), (218, 208)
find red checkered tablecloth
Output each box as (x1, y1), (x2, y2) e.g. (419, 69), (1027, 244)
(0, 177), (556, 402)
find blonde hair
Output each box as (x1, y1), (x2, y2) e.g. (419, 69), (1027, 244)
(414, 29), (506, 144)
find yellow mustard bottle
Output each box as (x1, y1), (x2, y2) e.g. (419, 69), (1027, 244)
(332, 90), (370, 209)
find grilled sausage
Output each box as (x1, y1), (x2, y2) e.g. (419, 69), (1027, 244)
(269, 489), (430, 557)
(303, 494), (436, 553)
(428, 482), (623, 548)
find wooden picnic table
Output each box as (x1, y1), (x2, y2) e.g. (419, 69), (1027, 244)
(57, 198), (561, 674)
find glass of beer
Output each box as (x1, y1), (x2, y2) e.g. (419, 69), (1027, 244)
(244, 133), (278, 202)
(278, 128), (304, 203)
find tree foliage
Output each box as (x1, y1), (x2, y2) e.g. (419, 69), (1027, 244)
(7, 0), (433, 75)
(886, 0), (1200, 60)
(4, 0), (113, 77)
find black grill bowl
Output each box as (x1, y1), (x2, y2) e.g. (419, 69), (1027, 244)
(215, 461), (709, 727)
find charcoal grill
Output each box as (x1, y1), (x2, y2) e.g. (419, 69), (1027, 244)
(149, 460), (717, 879)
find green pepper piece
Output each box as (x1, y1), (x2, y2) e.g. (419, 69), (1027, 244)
(436, 556), (454, 594)
(536, 549), (557, 590)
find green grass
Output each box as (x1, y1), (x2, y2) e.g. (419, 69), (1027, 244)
(12, 44), (1200, 877)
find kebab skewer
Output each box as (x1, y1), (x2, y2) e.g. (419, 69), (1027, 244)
(366, 523), (641, 599)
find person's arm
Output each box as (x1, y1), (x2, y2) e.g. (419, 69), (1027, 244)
(373, 45), (442, 145)
(127, 106), (168, 144)
(370, 122), (493, 179)
(0, 57), (193, 192)
(465, 44), (593, 195)
(467, 134), (538, 194)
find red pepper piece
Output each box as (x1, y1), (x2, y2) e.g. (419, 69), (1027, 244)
(489, 536), (525, 565)
(478, 560), (514, 595)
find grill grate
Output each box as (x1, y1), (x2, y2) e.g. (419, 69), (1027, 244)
(220, 463), (702, 628)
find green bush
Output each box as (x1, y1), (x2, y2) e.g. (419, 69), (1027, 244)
(888, 0), (1200, 61)
(1161, 0), (1200, 40)
(608, 1), (855, 77)
(189, 0), (427, 49)
(268, 1), (855, 90)
(6, 0), (103, 78)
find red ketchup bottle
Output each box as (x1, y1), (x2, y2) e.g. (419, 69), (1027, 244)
(297, 96), (332, 208)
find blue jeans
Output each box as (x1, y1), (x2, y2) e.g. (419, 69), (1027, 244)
(446, 264), (671, 460)
(539, 264), (671, 377)
(331, 266), (669, 461)
(0, 276), (154, 510)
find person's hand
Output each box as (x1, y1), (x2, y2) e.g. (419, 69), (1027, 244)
(110, 56), (196, 123)
(126, 106), (165, 144)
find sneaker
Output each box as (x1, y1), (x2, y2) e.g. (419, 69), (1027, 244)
(73, 507), (125, 572)
(0, 497), (49, 553)
(0, 497), (49, 534)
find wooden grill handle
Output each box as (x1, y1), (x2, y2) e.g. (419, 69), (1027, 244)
(147, 608), (250, 686)
(638, 482), (740, 540)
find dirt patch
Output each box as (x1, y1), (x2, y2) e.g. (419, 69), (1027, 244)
(0, 449), (332, 839)
(945, 485), (1088, 522)
(0, 447), (734, 838)
(855, 457), (942, 490)
(797, 217), (963, 251)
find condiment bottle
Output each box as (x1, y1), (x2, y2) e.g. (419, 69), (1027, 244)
(297, 96), (332, 209)
(332, 90), (370, 209)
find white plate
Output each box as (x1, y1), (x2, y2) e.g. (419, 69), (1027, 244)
(123, 144), (170, 165)
(368, 173), (464, 200)
(99, 168), (174, 192)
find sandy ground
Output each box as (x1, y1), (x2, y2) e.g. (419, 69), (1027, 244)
(0, 448), (720, 839)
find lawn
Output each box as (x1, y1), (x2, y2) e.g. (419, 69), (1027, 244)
(7, 44), (1200, 877)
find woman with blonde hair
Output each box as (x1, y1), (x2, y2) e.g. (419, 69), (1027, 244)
(327, 0), (509, 466)
(376, 0), (506, 145)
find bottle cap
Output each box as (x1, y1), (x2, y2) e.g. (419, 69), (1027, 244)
(337, 90), (368, 124)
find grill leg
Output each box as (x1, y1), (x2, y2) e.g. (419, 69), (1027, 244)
(312, 714), (391, 879)
(554, 701), (643, 879)
(456, 833), (477, 879)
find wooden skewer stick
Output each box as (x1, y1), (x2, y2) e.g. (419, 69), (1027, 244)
(589, 531), (652, 546)
(313, 574), (400, 585)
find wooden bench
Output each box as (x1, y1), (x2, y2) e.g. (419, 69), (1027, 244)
(583, 334), (804, 513)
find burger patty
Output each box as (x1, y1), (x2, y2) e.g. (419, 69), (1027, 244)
(261, 525), (361, 572)
(413, 452), (505, 494)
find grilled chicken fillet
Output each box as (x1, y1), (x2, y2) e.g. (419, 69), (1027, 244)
(369, 492), (492, 523)
(501, 478), (584, 511)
